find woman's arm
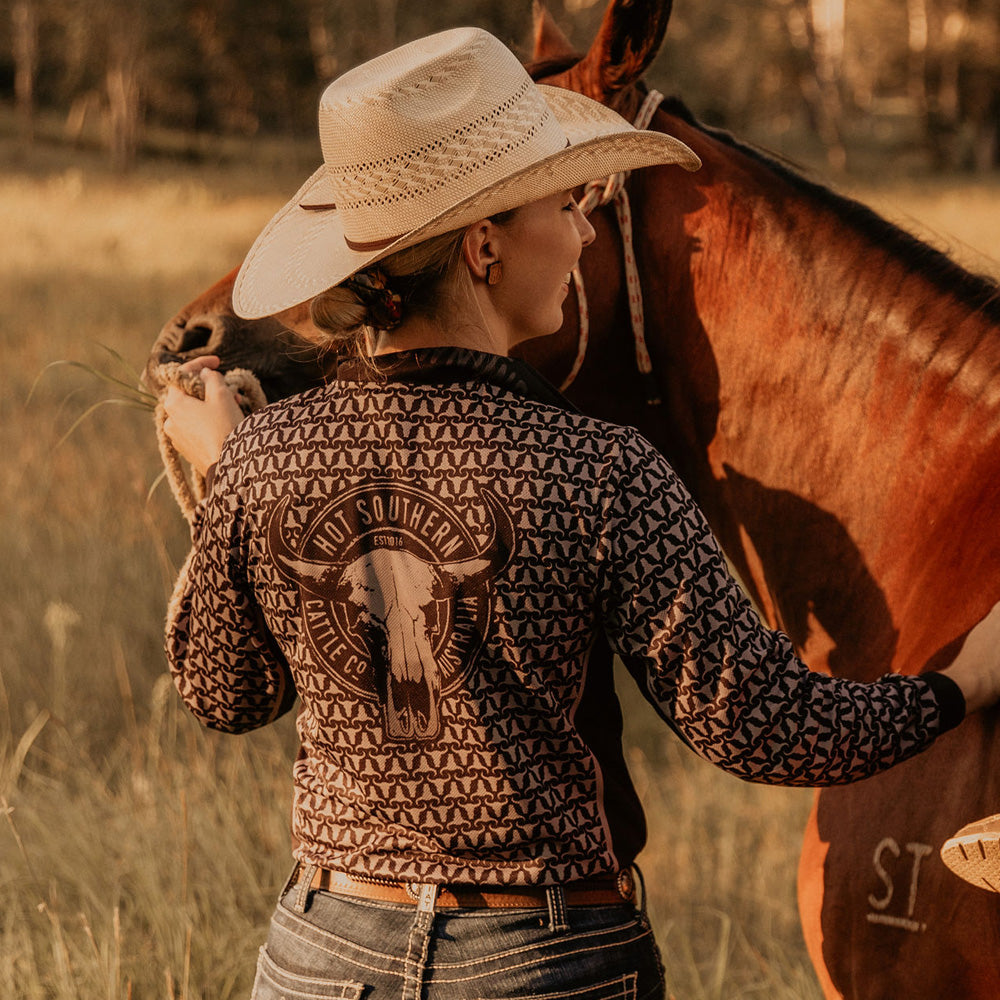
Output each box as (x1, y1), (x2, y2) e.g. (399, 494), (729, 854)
(162, 361), (296, 732)
(597, 427), (999, 786)
(166, 521), (297, 734)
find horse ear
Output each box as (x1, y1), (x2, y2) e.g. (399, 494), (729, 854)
(532, 1), (577, 62)
(579, 0), (673, 99)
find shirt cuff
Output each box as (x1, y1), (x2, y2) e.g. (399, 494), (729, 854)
(204, 462), (218, 495)
(923, 671), (966, 733)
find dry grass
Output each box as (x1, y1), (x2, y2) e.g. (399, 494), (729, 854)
(3, 134), (999, 998)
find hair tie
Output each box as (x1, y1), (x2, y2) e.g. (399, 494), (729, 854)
(343, 268), (403, 330)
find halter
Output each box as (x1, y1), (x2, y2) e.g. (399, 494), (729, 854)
(562, 89), (664, 405)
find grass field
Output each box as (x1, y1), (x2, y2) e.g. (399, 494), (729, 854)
(3, 130), (999, 999)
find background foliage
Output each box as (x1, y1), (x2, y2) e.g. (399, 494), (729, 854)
(3, 0), (1000, 172)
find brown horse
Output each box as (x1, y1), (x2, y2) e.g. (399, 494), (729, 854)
(146, 2), (1000, 997)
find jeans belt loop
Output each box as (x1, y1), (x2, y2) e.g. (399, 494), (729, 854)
(278, 861), (301, 901)
(545, 884), (570, 932)
(415, 882), (439, 915)
(293, 862), (318, 914)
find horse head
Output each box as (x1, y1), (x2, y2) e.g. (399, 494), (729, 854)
(142, 0), (679, 408)
(143, 266), (331, 403)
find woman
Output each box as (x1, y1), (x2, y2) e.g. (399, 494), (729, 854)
(163, 27), (1000, 1000)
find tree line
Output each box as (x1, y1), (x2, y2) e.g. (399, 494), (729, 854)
(4, 0), (999, 172)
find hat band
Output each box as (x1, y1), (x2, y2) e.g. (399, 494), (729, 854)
(299, 133), (575, 256)
(345, 233), (396, 252)
(298, 202), (397, 252)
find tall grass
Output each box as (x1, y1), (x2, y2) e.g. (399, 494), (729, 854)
(3, 132), (999, 998)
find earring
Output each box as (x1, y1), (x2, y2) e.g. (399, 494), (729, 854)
(486, 261), (503, 286)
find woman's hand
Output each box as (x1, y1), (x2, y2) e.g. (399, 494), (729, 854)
(162, 356), (246, 478)
(940, 601), (1000, 714)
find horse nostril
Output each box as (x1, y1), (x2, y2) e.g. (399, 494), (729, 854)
(178, 323), (214, 353)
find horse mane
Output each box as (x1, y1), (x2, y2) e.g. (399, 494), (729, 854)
(657, 95), (1000, 322)
(528, 51), (1000, 320)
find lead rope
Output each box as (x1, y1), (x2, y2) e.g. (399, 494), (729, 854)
(152, 362), (267, 524)
(561, 89), (665, 405)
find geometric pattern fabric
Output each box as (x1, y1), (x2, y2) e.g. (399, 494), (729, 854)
(167, 348), (945, 886)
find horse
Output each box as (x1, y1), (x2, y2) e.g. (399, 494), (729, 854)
(145, 2), (1000, 997)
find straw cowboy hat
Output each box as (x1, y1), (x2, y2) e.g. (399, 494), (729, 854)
(232, 26), (700, 320)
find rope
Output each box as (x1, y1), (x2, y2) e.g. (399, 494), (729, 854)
(152, 362), (268, 524)
(560, 89), (665, 405)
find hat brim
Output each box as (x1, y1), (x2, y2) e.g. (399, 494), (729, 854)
(233, 86), (700, 319)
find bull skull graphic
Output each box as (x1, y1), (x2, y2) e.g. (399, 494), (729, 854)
(267, 488), (514, 741)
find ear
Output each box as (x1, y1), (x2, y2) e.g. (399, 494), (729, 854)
(462, 219), (502, 283)
(579, 0), (673, 99)
(532, 1), (577, 63)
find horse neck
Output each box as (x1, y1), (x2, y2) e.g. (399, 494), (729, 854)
(631, 106), (1000, 675)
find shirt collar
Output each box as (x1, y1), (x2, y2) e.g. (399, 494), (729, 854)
(336, 347), (579, 413)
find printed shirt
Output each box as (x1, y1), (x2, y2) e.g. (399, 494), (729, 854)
(165, 347), (961, 887)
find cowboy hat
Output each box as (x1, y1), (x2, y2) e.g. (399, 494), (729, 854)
(232, 26), (700, 320)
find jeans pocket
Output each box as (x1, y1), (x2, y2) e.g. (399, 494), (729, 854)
(477, 971), (639, 1000)
(251, 946), (367, 1000)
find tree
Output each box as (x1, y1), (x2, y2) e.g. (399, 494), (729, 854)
(12, 0), (38, 143)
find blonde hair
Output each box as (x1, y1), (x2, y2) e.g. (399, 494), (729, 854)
(310, 229), (467, 350)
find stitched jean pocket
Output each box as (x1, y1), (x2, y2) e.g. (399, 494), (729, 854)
(250, 946), (367, 1000)
(476, 971), (639, 1000)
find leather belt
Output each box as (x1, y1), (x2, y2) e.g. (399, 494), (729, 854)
(299, 864), (637, 909)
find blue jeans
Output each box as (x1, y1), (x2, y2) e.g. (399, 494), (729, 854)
(250, 872), (666, 1000)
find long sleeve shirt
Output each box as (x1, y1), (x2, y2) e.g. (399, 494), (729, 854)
(165, 347), (963, 886)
